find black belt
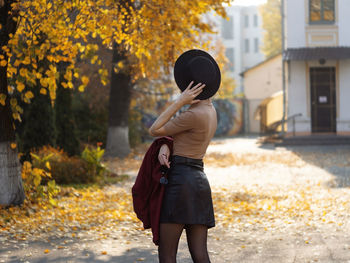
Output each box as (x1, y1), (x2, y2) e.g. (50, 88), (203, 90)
(159, 155), (204, 185)
(171, 155), (204, 170)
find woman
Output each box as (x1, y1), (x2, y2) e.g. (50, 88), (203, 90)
(149, 49), (220, 263)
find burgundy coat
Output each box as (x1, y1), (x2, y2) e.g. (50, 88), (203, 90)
(131, 136), (173, 245)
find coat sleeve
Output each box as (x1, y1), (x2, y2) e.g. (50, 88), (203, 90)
(131, 136), (173, 229)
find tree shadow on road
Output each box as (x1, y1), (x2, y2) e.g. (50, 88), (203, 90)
(0, 236), (195, 263)
(278, 145), (350, 189)
(0, 240), (158, 263)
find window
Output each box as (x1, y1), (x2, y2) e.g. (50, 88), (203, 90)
(254, 38), (259, 53)
(245, 39), (250, 53)
(254, 14), (258, 27)
(225, 48), (234, 71)
(221, 16), (234, 39)
(245, 15), (249, 28)
(309, 0), (335, 24)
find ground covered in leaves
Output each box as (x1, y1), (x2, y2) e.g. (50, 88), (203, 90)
(1, 137), (350, 262)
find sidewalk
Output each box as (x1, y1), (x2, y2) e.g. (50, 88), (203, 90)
(1, 137), (350, 263)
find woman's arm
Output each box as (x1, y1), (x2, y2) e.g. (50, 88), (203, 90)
(148, 81), (205, 137)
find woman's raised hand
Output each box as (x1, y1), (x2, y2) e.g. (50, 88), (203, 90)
(177, 81), (205, 106)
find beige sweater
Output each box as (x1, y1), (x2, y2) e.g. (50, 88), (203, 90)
(163, 99), (217, 159)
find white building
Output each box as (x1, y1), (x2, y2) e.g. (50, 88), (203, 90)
(284, 0), (350, 135)
(209, 4), (265, 95)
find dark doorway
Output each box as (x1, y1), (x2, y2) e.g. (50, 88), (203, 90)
(310, 67), (336, 133)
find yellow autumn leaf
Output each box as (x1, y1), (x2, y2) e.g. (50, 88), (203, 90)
(101, 251), (107, 255)
(44, 249), (50, 254)
(12, 112), (21, 121)
(45, 161), (51, 170)
(0, 93), (6, 106)
(22, 56), (31, 65)
(78, 85), (85, 92)
(0, 60), (7, 67)
(61, 82), (68, 89)
(10, 143), (17, 149)
(81, 76), (89, 85)
(64, 70), (72, 81)
(10, 98), (17, 107)
(19, 68), (27, 77)
(25, 91), (34, 99)
(40, 78), (48, 88)
(40, 88), (47, 95)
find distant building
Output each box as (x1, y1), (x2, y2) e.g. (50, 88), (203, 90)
(241, 54), (282, 133)
(208, 4), (265, 95)
(284, 0), (350, 135)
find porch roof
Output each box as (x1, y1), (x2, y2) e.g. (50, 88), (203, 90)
(283, 47), (350, 61)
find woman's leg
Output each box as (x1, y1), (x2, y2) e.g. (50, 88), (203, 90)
(185, 224), (211, 263)
(158, 223), (185, 263)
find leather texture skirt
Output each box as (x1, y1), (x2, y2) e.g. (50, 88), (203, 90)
(159, 155), (215, 228)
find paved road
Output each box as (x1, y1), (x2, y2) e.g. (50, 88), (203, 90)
(2, 137), (350, 263)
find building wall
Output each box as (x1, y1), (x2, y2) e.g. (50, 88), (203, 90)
(244, 54), (282, 100)
(338, 0), (350, 45)
(286, 0), (350, 134)
(248, 99), (262, 133)
(285, 0), (306, 48)
(287, 61), (311, 133)
(285, 0), (350, 48)
(266, 92), (284, 131)
(243, 54), (282, 133)
(209, 4), (265, 95)
(241, 6), (265, 69)
(338, 60), (350, 132)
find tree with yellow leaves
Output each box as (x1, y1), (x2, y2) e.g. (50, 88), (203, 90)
(259, 0), (282, 58)
(0, 0), (230, 205)
(105, 0), (230, 158)
(0, 0), (135, 205)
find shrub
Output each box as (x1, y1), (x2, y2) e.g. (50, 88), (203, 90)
(31, 145), (110, 185)
(81, 143), (109, 179)
(22, 160), (60, 206)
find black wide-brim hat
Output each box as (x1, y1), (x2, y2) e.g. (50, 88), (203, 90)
(174, 49), (221, 100)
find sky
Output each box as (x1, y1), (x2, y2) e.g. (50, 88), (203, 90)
(230, 0), (268, 6)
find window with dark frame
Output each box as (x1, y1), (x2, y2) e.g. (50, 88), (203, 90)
(245, 39), (250, 53)
(225, 48), (235, 72)
(254, 38), (259, 53)
(245, 15), (249, 28)
(309, 0), (335, 24)
(254, 14), (258, 27)
(221, 15), (234, 39)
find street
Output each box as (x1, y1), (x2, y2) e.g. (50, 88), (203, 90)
(1, 137), (350, 263)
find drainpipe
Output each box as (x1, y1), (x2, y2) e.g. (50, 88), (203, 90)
(281, 0), (286, 135)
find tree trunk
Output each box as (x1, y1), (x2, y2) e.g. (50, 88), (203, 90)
(0, 142), (24, 206)
(0, 0), (25, 206)
(105, 44), (132, 158)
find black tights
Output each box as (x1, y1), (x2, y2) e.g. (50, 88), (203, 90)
(158, 223), (211, 263)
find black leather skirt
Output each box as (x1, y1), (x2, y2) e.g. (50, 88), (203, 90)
(159, 155), (215, 228)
